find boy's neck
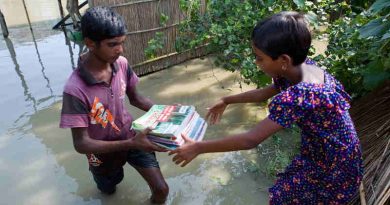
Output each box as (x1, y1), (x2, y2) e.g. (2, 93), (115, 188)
(83, 52), (110, 72)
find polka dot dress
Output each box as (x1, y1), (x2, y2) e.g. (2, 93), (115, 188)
(268, 60), (363, 204)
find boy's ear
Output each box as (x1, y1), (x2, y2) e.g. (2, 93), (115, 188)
(84, 38), (96, 51)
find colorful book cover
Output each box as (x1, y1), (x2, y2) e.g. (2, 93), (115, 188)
(132, 105), (207, 150)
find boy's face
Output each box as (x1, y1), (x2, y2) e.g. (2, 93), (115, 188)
(91, 35), (126, 64)
(252, 44), (282, 78)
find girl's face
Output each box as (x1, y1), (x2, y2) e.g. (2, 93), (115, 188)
(252, 44), (282, 78)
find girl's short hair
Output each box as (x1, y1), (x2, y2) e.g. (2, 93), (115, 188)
(81, 6), (127, 42)
(252, 11), (311, 66)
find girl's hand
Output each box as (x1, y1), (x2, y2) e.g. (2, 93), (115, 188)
(205, 99), (227, 125)
(168, 134), (199, 167)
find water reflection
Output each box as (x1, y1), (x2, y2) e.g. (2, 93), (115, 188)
(4, 37), (37, 112)
(64, 30), (77, 68)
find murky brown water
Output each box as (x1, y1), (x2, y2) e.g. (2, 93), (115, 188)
(0, 0), (85, 27)
(0, 1), (328, 204)
(29, 57), (273, 205)
(0, 14), (274, 204)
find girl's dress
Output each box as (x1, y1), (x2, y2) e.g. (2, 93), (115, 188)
(268, 60), (363, 204)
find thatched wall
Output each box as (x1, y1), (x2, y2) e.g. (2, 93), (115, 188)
(349, 81), (390, 205)
(90, 0), (208, 76)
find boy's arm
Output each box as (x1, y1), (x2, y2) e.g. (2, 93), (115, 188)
(222, 84), (279, 104)
(169, 117), (283, 166)
(126, 86), (154, 111)
(71, 127), (165, 154)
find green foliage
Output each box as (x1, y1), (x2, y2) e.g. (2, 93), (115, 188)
(144, 13), (170, 60)
(256, 128), (300, 178)
(144, 0), (389, 96)
(314, 0), (390, 97)
(368, 0), (390, 13)
(174, 0), (346, 87)
(144, 32), (165, 59)
(176, 0), (299, 87)
(173, 0), (389, 97)
(160, 13), (169, 26)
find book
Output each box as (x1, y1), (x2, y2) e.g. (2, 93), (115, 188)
(131, 105), (207, 150)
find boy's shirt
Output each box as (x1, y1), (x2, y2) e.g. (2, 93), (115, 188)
(59, 56), (139, 174)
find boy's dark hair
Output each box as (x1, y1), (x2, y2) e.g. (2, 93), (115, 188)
(252, 11), (311, 66)
(81, 6), (127, 42)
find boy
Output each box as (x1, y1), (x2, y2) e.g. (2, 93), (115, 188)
(59, 6), (169, 204)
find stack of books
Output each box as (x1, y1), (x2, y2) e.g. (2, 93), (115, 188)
(131, 105), (207, 150)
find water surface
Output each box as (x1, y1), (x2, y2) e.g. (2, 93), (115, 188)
(0, 21), (274, 205)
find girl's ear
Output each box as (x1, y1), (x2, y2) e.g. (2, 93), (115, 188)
(278, 54), (293, 67)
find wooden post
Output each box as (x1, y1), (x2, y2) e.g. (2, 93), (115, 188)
(0, 9), (9, 38)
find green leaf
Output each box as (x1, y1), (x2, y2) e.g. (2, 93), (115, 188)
(305, 11), (318, 27)
(257, 73), (272, 85)
(359, 18), (390, 38)
(382, 30), (390, 40)
(362, 61), (389, 89)
(293, 0), (305, 8)
(363, 71), (390, 89)
(368, 0), (390, 14)
(231, 58), (239, 64)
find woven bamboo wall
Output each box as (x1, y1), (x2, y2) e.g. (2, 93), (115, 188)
(90, 0), (208, 76)
(349, 81), (390, 205)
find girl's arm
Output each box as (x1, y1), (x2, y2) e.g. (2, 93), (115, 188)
(222, 84), (278, 104)
(169, 117), (283, 166)
(206, 85), (279, 124)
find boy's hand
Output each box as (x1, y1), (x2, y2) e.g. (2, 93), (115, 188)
(133, 128), (167, 152)
(168, 134), (199, 167)
(205, 99), (227, 125)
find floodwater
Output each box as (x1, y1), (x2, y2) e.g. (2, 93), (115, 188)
(0, 2), (276, 204)
(0, 0), (74, 27)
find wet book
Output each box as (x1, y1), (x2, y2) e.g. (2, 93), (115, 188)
(132, 105), (207, 150)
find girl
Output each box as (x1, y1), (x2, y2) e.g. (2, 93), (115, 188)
(169, 11), (363, 204)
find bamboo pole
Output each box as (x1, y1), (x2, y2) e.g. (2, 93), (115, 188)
(132, 44), (208, 68)
(126, 23), (179, 35)
(110, 0), (158, 8)
(0, 9), (9, 38)
(360, 183), (367, 205)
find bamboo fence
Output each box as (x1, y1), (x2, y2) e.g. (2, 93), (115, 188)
(90, 0), (208, 76)
(349, 81), (390, 205)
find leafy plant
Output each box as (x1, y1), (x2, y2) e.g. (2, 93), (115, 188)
(256, 128), (300, 178)
(174, 0), (346, 87)
(144, 13), (169, 59)
(144, 31), (165, 59)
(174, 0), (389, 96)
(315, 0), (390, 97)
